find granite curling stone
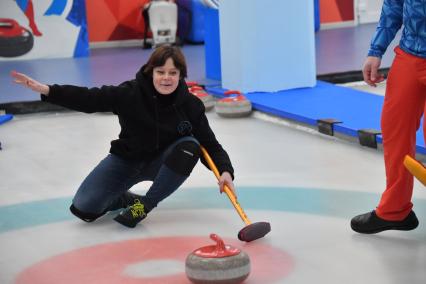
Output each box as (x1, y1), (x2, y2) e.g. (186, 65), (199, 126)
(185, 234), (250, 284)
(215, 90), (252, 118)
(187, 82), (215, 111)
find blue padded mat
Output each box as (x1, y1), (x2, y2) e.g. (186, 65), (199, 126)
(206, 81), (426, 155)
(0, 114), (13, 125)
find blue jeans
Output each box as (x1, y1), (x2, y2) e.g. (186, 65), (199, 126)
(72, 136), (199, 215)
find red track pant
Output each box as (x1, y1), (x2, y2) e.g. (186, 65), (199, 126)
(376, 46), (426, 220)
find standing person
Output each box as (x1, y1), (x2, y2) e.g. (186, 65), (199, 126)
(11, 45), (236, 228)
(351, 0), (425, 234)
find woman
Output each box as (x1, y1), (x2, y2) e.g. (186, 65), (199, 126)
(11, 45), (235, 228)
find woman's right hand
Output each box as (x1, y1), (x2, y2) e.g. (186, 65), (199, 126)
(218, 171), (237, 198)
(11, 70), (50, 95)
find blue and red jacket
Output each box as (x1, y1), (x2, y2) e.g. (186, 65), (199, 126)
(368, 0), (426, 58)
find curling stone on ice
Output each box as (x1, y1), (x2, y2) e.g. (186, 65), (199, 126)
(186, 81), (215, 111)
(185, 234), (250, 284)
(190, 85), (215, 111)
(215, 90), (252, 118)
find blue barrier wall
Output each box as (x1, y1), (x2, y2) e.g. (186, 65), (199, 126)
(204, 7), (221, 80)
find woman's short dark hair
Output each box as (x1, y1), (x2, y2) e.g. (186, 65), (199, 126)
(143, 45), (187, 78)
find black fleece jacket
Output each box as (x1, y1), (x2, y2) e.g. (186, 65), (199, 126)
(41, 66), (234, 177)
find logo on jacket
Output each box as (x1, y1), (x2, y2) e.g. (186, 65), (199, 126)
(177, 121), (192, 136)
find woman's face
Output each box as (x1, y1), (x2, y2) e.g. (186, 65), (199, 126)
(152, 58), (180, 95)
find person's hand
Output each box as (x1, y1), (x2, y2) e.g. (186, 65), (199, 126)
(362, 56), (384, 87)
(11, 70), (50, 95)
(218, 171), (236, 198)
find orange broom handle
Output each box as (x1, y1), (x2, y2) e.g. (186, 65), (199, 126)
(200, 146), (251, 225)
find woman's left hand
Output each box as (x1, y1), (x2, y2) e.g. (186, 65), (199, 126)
(11, 70), (50, 95)
(218, 171), (236, 198)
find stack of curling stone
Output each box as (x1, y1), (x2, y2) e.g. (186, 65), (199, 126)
(185, 234), (250, 284)
(215, 90), (252, 118)
(186, 81), (215, 111)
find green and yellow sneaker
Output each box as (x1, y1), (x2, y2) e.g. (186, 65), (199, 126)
(113, 199), (150, 228)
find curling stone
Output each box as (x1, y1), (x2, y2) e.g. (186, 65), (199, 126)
(185, 234), (250, 284)
(189, 85), (215, 111)
(215, 90), (252, 118)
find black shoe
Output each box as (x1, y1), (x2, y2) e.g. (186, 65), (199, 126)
(351, 210), (419, 234)
(123, 192), (144, 207)
(113, 198), (150, 228)
(108, 191), (142, 211)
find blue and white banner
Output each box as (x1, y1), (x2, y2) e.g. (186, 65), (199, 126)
(0, 0), (88, 60)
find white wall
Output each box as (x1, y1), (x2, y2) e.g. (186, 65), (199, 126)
(219, 0), (316, 93)
(355, 0), (383, 24)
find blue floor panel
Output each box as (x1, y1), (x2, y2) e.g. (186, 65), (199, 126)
(206, 81), (426, 155)
(0, 114), (13, 125)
